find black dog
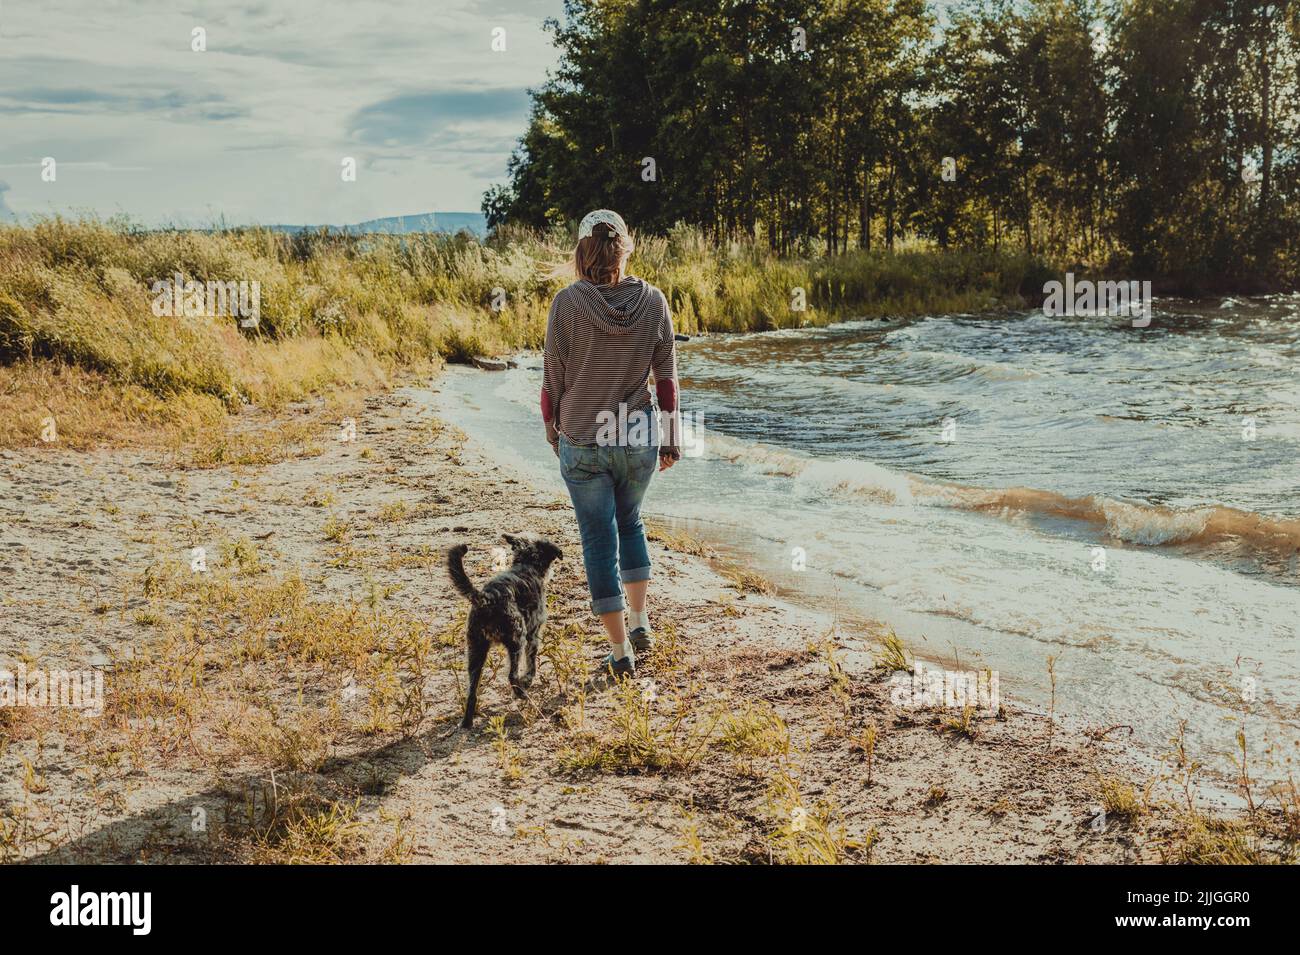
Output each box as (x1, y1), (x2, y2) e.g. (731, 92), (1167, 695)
(447, 535), (563, 729)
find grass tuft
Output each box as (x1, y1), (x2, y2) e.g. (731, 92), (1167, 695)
(874, 630), (913, 673)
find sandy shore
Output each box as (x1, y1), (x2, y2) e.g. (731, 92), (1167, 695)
(0, 374), (1259, 863)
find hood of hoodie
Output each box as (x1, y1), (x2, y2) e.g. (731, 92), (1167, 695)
(567, 277), (654, 336)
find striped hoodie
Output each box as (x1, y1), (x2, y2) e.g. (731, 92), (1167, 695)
(541, 276), (679, 451)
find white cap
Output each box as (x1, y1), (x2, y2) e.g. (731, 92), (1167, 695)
(578, 209), (630, 244)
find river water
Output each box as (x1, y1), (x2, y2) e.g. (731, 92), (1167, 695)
(428, 294), (1300, 783)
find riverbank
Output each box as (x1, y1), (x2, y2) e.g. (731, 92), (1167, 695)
(0, 220), (1040, 450)
(3, 380), (1291, 863)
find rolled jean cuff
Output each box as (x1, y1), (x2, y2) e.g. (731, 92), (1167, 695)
(619, 565), (651, 583)
(591, 593), (626, 615)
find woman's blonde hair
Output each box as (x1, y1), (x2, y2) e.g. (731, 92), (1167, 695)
(574, 222), (631, 285)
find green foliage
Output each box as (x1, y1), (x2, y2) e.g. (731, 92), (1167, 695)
(495, 0), (1300, 289)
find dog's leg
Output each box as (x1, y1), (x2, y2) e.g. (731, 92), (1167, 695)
(519, 626), (541, 690)
(462, 636), (489, 729)
(507, 644), (526, 698)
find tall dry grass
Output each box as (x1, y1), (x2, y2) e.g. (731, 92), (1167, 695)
(0, 217), (1041, 447)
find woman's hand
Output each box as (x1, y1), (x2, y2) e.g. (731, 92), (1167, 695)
(658, 447), (679, 472)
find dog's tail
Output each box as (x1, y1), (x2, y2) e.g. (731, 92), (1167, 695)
(446, 544), (481, 604)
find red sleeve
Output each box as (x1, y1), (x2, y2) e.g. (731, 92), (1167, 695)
(655, 379), (677, 413)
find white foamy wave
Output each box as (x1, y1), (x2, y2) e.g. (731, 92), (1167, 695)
(701, 425), (1297, 559)
(908, 481), (1000, 509)
(798, 458), (916, 505)
(705, 431), (809, 477)
(1100, 499), (1213, 545)
(705, 431), (917, 504)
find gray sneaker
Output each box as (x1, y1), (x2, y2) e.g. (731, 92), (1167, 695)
(629, 627), (654, 655)
(603, 653), (636, 679)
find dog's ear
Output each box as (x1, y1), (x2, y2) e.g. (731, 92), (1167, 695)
(502, 533), (523, 551)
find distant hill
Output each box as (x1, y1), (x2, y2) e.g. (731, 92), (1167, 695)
(0, 181), (19, 223)
(265, 212), (487, 237)
(0, 209), (490, 236)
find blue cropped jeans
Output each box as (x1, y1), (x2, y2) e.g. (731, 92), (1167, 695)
(559, 429), (657, 615)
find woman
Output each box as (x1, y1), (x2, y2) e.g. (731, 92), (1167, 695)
(541, 209), (680, 678)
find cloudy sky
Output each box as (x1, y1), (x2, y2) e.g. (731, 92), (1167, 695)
(0, 0), (564, 225)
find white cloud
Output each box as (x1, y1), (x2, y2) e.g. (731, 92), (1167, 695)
(0, 0), (562, 225)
